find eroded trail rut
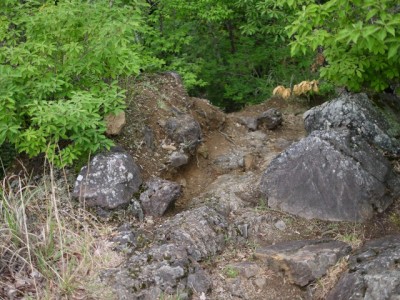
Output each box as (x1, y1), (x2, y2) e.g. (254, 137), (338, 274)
(106, 74), (326, 300)
(102, 74), (400, 299)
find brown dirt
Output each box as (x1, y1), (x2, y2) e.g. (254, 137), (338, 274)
(116, 74), (307, 210)
(113, 73), (400, 299)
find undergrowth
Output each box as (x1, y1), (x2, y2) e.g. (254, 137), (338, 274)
(0, 164), (121, 299)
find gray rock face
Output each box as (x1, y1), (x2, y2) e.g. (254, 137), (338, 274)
(191, 172), (260, 216)
(213, 150), (245, 173)
(258, 108), (283, 130)
(139, 177), (181, 217)
(237, 116), (258, 131)
(327, 235), (400, 300)
(303, 93), (400, 154)
(72, 151), (142, 209)
(255, 239), (351, 287)
(107, 206), (227, 299)
(155, 206), (228, 261)
(259, 129), (400, 221)
(165, 114), (202, 152)
(187, 269), (212, 293)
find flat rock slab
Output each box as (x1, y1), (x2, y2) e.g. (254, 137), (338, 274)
(72, 150), (142, 209)
(255, 239), (351, 286)
(139, 177), (181, 217)
(260, 129), (400, 221)
(303, 93), (400, 154)
(327, 235), (400, 300)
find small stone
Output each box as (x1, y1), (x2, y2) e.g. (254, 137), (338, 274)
(231, 262), (260, 279)
(257, 108), (283, 130)
(143, 126), (155, 150)
(72, 151), (142, 209)
(105, 111), (126, 135)
(244, 154), (255, 170)
(274, 220), (286, 231)
(254, 277), (267, 289)
(169, 151), (189, 168)
(179, 178), (187, 188)
(197, 144), (209, 159)
(238, 116), (258, 131)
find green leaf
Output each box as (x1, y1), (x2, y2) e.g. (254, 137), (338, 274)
(388, 44), (400, 59)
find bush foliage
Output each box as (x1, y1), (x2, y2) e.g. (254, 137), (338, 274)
(0, 0), (160, 166)
(286, 0), (400, 92)
(1, 0), (399, 166)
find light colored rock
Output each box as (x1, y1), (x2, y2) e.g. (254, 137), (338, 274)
(72, 150), (142, 209)
(105, 111), (126, 135)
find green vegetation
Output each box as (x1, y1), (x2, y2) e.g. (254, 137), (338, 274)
(150, 0), (315, 109)
(287, 0), (400, 92)
(0, 0), (160, 166)
(1, 0), (399, 167)
(0, 169), (120, 299)
(223, 265), (240, 278)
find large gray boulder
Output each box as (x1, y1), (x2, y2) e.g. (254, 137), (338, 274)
(259, 129), (400, 221)
(73, 150), (142, 209)
(255, 239), (351, 287)
(139, 177), (181, 217)
(327, 235), (400, 300)
(303, 93), (400, 154)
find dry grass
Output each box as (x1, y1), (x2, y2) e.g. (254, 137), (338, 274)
(0, 164), (122, 299)
(312, 258), (348, 300)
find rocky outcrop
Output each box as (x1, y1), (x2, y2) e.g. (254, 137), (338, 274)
(72, 149), (142, 209)
(259, 129), (400, 221)
(255, 239), (351, 287)
(139, 177), (181, 217)
(107, 206), (227, 299)
(303, 93), (400, 154)
(155, 206), (228, 261)
(327, 235), (400, 300)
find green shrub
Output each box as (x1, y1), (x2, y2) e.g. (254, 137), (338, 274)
(286, 0), (400, 92)
(0, 0), (160, 166)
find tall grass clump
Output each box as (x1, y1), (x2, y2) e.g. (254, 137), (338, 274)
(0, 164), (121, 299)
